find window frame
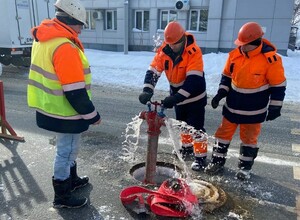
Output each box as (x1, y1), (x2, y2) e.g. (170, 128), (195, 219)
(189, 9), (208, 32)
(105, 10), (117, 30)
(159, 10), (178, 30)
(84, 9), (96, 30)
(134, 10), (150, 32)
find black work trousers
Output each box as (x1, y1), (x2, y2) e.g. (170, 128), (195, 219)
(175, 101), (206, 132)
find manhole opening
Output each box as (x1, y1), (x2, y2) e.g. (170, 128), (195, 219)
(129, 161), (182, 185)
(129, 162), (228, 212)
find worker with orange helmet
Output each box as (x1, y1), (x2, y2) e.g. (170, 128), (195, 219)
(204, 22), (286, 180)
(139, 21), (207, 171)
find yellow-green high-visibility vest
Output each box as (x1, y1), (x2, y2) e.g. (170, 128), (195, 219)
(28, 37), (92, 119)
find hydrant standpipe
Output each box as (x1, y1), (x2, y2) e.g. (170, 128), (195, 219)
(139, 102), (165, 184)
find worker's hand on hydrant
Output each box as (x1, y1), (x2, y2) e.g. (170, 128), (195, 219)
(162, 94), (185, 109)
(139, 92), (153, 105)
(162, 96), (177, 108)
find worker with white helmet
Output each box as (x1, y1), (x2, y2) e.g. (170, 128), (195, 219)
(28, 0), (101, 208)
(54, 0), (87, 26)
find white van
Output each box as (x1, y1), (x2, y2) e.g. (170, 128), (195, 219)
(0, 0), (56, 67)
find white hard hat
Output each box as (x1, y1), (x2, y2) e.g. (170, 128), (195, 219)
(54, 0), (87, 26)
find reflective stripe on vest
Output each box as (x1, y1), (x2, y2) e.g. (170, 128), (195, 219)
(28, 38), (91, 119)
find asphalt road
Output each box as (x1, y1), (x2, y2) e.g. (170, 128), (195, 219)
(0, 65), (299, 220)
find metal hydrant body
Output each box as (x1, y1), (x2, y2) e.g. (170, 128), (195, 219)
(139, 110), (165, 184)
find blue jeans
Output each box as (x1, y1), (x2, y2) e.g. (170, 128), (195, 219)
(54, 133), (81, 180)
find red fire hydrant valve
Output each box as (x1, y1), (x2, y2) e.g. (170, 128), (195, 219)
(139, 101), (165, 136)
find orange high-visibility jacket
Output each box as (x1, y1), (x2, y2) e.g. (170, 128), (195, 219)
(28, 18), (100, 133)
(217, 38), (286, 124)
(144, 33), (206, 106)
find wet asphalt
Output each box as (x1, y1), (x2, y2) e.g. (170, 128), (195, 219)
(0, 65), (299, 220)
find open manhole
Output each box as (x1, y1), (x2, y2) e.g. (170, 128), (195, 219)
(129, 161), (227, 212)
(129, 161), (182, 185)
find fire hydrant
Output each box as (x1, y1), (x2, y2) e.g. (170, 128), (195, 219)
(139, 101), (165, 184)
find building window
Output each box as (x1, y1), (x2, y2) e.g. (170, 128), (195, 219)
(135, 10), (149, 31)
(189, 9), (208, 32)
(160, 10), (177, 29)
(84, 9), (96, 30)
(105, 10), (117, 30)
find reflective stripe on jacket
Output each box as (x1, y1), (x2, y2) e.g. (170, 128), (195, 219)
(218, 38), (286, 124)
(28, 37), (91, 119)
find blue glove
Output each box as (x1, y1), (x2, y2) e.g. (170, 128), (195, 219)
(266, 106), (281, 121)
(139, 92), (153, 105)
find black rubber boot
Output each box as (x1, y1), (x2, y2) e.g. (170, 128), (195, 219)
(70, 162), (89, 192)
(235, 146), (259, 181)
(179, 146), (194, 159)
(238, 146), (259, 170)
(52, 177), (88, 209)
(204, 142), (229, 174)
(235, 169), (251, 181)
(191, 158), (207, 171)
(172, 146), (194, 160)
(204, 159), (225, 174)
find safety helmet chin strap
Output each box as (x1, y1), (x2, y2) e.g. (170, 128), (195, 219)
(120, 178), (198, 218)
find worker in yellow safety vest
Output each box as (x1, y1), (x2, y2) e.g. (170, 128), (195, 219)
(27, 0), (101, 208)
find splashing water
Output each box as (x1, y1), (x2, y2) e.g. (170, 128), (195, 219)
(164, 117), (224, 218)
(119, 115), (143, 163)
(120, 114), (227, 218)
(164, 118), (193, 180)
(164, 118), (216, 179)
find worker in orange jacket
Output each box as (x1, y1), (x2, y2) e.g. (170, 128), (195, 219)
(139, 21), (207, 171)
(28, 0), (101, 208)
(204, 22), (286, 180)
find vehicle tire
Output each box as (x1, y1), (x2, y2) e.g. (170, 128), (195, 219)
(0, 56), (12, 66)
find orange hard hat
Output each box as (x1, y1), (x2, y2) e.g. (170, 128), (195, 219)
(234, 22), (264, 46)
(164, 21), (185, 44)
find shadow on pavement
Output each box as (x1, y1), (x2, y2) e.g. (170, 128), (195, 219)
(0, 138), (47, 217)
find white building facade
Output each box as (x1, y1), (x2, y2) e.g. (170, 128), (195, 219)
(80, 0), (294, 55)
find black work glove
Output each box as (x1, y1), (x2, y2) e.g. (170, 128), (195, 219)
(162, 94), (185, 109)
(266, 106), (281, 121)
(211, 89), (227, 109)
(211, 94), (222, 109)
(139, 92), (153, 104)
